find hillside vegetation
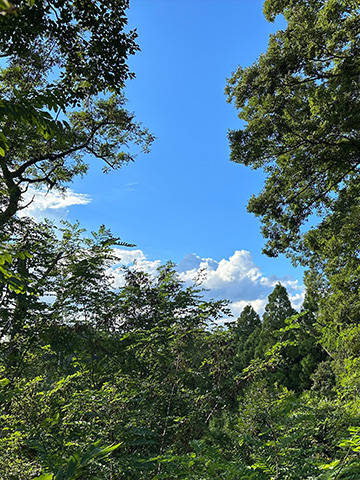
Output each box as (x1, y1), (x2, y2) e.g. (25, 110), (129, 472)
(1, 1), (360, 479)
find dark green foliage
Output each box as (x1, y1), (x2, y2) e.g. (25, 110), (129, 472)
(1, 222), (360, 479)
(0, 223), (236, 478)
(0, 0), (138, 100)
(226, 0), (360, 258)
(311, 360), (336, 398)
(229, 305), (262, 373)
(302, 199), (360, 358)
(262, 285), (295, 333)
(2, 0), (360, 478)
(255, 284), (296, 358)
(234, 304), (261, 339)
(257, 286), (326, 392)
(0, 0), (154, 228)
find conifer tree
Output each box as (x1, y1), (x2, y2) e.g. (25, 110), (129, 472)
(231, 305), (261, 372)
(258, 283), (296, 352)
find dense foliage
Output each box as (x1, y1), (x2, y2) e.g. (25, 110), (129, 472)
(226, 0), (360, 259)
(1, 0), (360, 479)
(0, 0), (153, 227)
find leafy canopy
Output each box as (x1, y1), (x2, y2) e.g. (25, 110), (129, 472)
(226, 0), (360, 258)
(0, 0), (154, 228)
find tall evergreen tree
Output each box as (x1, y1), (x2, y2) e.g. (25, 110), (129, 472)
(259, 283), (296, 349)
(235, 305), (261, 340)
(230, 305), (261, 373)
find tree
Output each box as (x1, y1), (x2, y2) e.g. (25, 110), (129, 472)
(226, 0), (360, 258)
(229, 305), (261, 373)
(254, 284), (326, 391)
(0, 0), (154, 228)
(0, 253), (236, 479)
(234, 304), (261, 340)
(0, 0), (138, 99)
(261, 284), (296, 339)
(302, 198), (360, 358)
(254, 284), (301, 388)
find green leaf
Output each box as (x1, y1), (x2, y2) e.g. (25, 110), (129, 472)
(65, 456), (78, 479)
(0, 378), (9, 387)
(3, 252), (12, 264)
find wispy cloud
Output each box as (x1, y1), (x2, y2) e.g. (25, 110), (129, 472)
(19, 187), (91, 222)
(125, 182), (139, 192)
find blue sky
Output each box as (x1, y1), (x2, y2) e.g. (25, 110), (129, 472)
(24, 0), (305, 317)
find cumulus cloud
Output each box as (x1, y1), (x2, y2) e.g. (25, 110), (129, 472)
(19, 187), (91, 222)
(108, 249), (304, 318)
(108, 248), (162, 288)
(230, 299), (268, 318)
(178, 251), (304, 318)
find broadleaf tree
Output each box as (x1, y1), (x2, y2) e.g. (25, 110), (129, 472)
(0, 0), (154, 228)
(226, 0), (360, 258)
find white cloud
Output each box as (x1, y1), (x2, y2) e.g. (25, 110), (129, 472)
(108, 248), (162, 289)
(289, 292), (304, 311)
(229, 299), (268, 318)
(125, 182), (139, 191)
(112, 248), (146, 264)
(178, 251), (303, 318)
(108, 249), (304, 319)
(19, 186), (91, 221)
